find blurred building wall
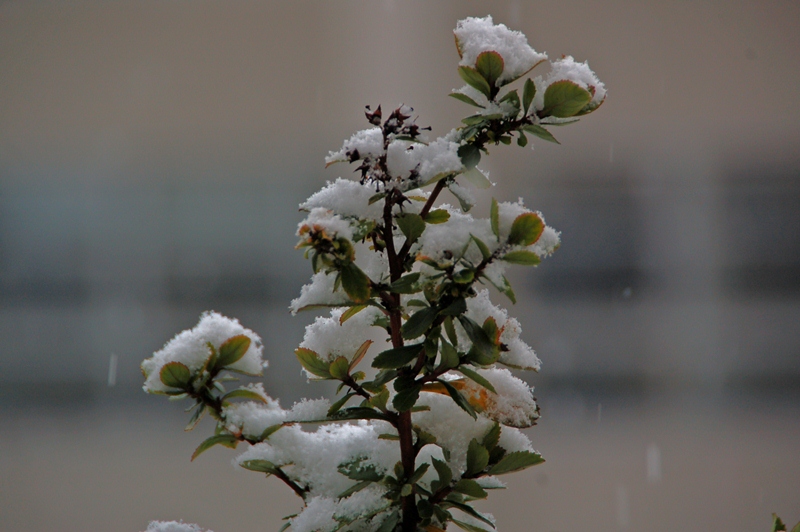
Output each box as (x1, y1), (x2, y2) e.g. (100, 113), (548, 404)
(1, 0), (799, 402)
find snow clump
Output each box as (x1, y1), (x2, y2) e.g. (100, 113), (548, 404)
(141, 312), (264, 394)
(454, 15), (548, 85)
(144, 522), (211, 532)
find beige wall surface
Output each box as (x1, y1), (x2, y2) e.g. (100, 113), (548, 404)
(1, 2), (799, 531)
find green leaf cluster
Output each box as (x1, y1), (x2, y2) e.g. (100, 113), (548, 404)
(772, 514), (800, 532)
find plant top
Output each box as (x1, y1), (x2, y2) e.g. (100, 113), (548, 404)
(142, 15), (605, 532)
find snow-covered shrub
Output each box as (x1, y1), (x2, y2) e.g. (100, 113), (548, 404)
(142, 15), (604, 532)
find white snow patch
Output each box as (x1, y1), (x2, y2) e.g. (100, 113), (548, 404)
(454, 16), (547, 85)
(144, 522), (211, 532)
(142, 312), (264, 394)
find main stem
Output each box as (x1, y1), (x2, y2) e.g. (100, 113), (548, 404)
(383, 191), (420, 532)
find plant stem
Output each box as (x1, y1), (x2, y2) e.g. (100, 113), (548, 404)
(398, 410), (419, 531)
(383, 190), (422, 531)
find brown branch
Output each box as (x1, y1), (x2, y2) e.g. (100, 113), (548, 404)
(398, 410), (419, 531)
(272, 467), (309, 500)
(429, 486), (454, 505)
(383, 190), (402, 282)
(342, 376), (373, 402)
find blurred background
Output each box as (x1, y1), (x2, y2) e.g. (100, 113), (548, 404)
(1, 1), (798, 531)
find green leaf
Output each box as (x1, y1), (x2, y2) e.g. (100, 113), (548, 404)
(501, 275), (516, 304)
(773, 514), (788, 532)
(790, 520), (800, 532)
(168, 392), (189, 401)
(471, 235), (492, 261)
(461, 166), (492, 189)
(222, 388), (268, 403)
(520, 124), (559, 144)
(369, 388), (390, 411)
(185, 403), (205, 431)
(449, 182), (475, 212)
(541, 80), (592, 118)
(201, 343), (218, 374)
(439, 338), (460, 369)
(340, 262), (371, 304)
(457, 66), (491, 98)
(414, 428), (437, 447)
(440, 298), (466, 317)
(368, 193), (386, 205)
(488, 445), (506, 467)
(401, 307), (438, 340)
(216, 335), (251, 368)
(349, 339), (372, 372)
(475, 51), (504, 88)
(433, 506), (452, 525)
(449, 92), (484, 108)
(443, 499), (495, 528)
(339, 304), (367, 324)
(408, 463), (431, 485)
(516, 131), (528, 147)
(453, 479), (488, 499)
(457, 143), (481, 169)
(422, 170), (457, 187)
(424, 335), (439, 360)
(159, 362), (191, 389)
(329, 356), (350, 380)
(501, 250), (541, 265)
(444, 316), (458, 347)
(389, 272), (421, 294)
(339, 457), (384, 482)
(453, 269), (474, 284)
(498, 89), (519, 106)
(240, 458), (281, 474)
(417, 498), (434, 519)
(295, 348), (332, 378)
(457, 366), (496, 393)
(396, 213), (426, 245)
(337, 480), (373, 499)
(462, 114), (487, 126)
(522, 78), (535, 115)
(439, 379), (477, 419)
(482, 423), (501, 451)
(451, 519), (491, 532)
(393, 461), (405, 481)
(392, 386), (420, 412)
(458, 316), (497, 364)
(259, 424), (283, 441)
(328, 393), (354, 416)
(466, 438), (490, 475)
(372, 344), (424, 369)
(375, 512), (400, 532)
(490, 198), (499, 240)
(424, 209), (451, 224)
(487, 451), (544, 475)
(431, 458), (452, 492)
(331, 407), (390, 422)
(370, 369), (398, 388)
(191, 434), (238, 461)
(507, 212), (544, 246)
